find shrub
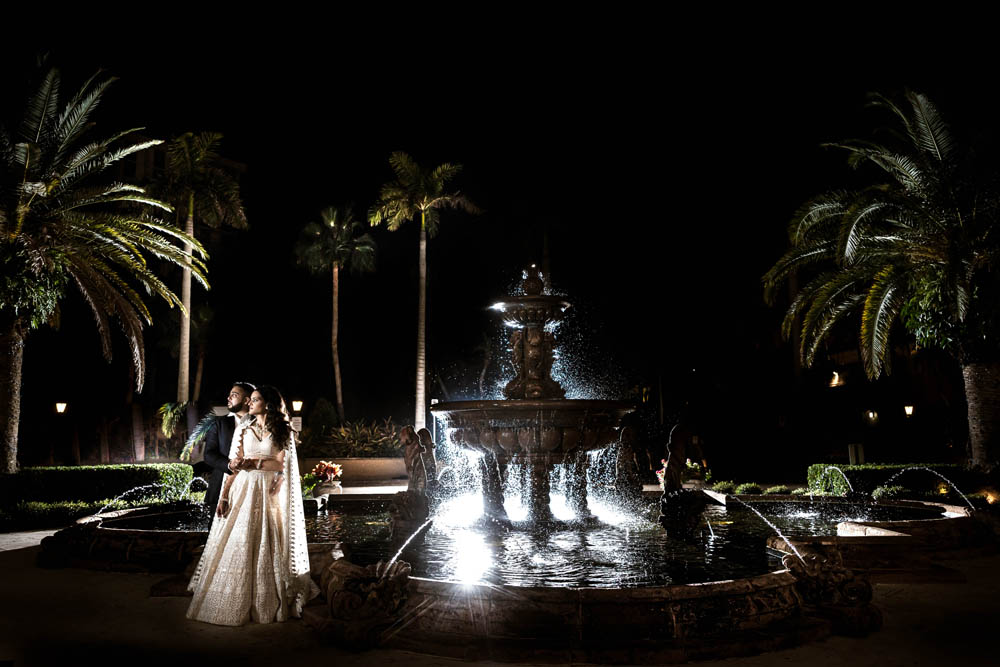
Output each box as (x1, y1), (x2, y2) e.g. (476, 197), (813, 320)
(872, 485), (908, 501)
(300, 473), (319, 498)
(0, 496), (188, 531)
(806, 463), (972, 496)
(735, 482), (763, 495)
(298, 418), (402, 458)
(712, 480), (736, 494)
(790, 487), (810, 495)
(764, 485), (791, 495)
(14, 464), (193, 503)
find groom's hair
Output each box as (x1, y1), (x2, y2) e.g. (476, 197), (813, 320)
(233, 381), (256, 395)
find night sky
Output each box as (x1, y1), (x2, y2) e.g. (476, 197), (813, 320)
(5, 31), (996, 472)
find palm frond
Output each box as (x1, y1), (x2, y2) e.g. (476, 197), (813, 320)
(907, 91), (955, 164)
(19, 68), (59, 145)
(859, 266), (906, 379)
(179, 412), (218, 461)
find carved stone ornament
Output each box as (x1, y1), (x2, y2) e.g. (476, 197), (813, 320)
(320, 557), (412, 648)
(782, 543), (883, 636)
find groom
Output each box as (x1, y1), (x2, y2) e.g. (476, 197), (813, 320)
(202, 381), (255, 513)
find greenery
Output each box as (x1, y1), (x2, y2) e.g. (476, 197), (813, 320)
(369, 152), (479, 431)
(871, 485), (909, 501)
(763, 91), (1000, 470)
(791, 487), (810, 495)
(681, 460), (711, 482)
(711, 480), (736, 494)
(295, 206), (375, 423)
(0, 62), (207, 474)
(764, 485), (791, 495)
(298, 418), (401, 458)
(300, 472), (319, 498)
(158, 401), (190, 437)
(10, 463), (193, 503)
(806, 463), (969, 495)
(734, 482), (763, 495)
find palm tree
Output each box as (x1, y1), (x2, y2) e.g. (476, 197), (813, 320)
(153, 132), (246, 406)
(368, 152), (479, 430)
(763, 91), (1000, 471)
(295, 206), (375, 422)
(0, 64), (207, 473)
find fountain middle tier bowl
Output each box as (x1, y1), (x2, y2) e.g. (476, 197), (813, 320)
(431, 399), (634, 462)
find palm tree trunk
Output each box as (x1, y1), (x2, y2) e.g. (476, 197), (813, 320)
(0, 317), (25, 474)
(192, 345), (205, 404)
(178, 195), (194, 403)
(962, 362), (1000, 471)
(332, 263), (345, 423)
(415, 220), (427, 431)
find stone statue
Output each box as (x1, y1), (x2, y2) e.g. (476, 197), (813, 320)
(417, 427), (437, 493)
(400, 425), (427, 493)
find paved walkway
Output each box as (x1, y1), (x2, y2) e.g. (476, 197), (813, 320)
(0, 527), (997, 666)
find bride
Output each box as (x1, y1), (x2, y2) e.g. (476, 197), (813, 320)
(187, 385), (319, 625)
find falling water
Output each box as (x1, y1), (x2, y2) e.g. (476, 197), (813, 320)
(727, 496), (806, 565)
(385, 518), (434, 570)
(96, 477), (209, 515)
(818, 466), (855, 494)
(881, 466), (976, 512)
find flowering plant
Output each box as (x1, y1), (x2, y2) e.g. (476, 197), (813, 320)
(655, 459), (668, 490)
(311, 460), (343, 482)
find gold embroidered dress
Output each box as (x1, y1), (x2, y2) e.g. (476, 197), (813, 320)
(187, 420), (317, 625)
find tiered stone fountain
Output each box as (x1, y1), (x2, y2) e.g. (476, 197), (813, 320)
(430, 269), (633, 521)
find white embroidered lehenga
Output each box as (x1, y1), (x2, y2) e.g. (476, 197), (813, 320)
(187, 419), (318, 626)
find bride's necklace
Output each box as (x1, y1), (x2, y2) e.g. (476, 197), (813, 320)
(249, 420), (266, 440)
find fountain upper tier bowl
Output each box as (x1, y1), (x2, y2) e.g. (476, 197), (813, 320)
(431, 398), (633, 463)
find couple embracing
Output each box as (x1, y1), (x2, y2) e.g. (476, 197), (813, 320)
(187, 382), (319, 626)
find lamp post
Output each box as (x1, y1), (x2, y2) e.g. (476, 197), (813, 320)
(291, 400), (303, 432)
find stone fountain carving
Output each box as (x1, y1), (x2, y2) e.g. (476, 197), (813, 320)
(431, 268), (633, 521)
(781, 543), (882, 636)
(318, 557), (412, 648)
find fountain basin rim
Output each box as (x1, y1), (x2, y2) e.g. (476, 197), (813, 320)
(406, 568), (796, 595)
(489, 294), (571, 311)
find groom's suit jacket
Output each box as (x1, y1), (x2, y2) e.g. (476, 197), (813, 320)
(203, 415), (238, 512)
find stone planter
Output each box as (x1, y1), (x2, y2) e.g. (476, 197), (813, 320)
(300, 457), (406, 482)
(312, 480), (342, 497)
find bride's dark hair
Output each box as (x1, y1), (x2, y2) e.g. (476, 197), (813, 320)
(257, 384), (292, 450)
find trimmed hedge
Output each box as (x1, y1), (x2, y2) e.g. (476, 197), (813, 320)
(9, 464), (193, 503)
(806, 463), (970, 496)
(764, 485), (791, 495)
(734, 483), (763, 495)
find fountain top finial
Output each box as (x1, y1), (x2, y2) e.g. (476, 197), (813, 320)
(523, 265), (544, 296)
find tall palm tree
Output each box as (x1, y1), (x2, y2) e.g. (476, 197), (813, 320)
(0, 64), (207, 473)
(295, 206), (375, 422)
(763, 91), (1000, 471)
(153, 132), (246, 405)
(368, 152), (479, 430)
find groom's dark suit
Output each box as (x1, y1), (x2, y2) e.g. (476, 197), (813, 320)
(203, 414), (238, 512)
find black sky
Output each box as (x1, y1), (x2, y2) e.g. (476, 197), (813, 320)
(6, 28), (997, 462)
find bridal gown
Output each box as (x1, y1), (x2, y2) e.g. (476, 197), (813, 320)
(187, 422), (318, 626)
